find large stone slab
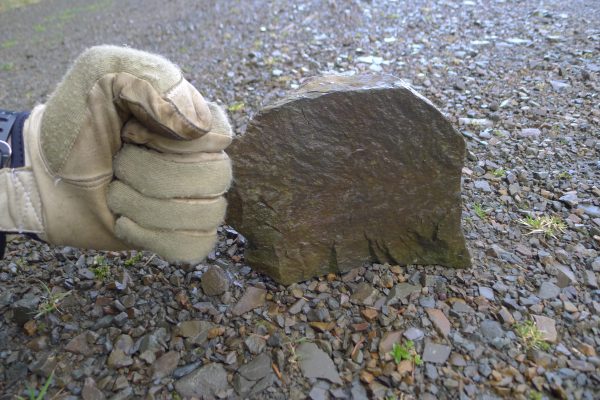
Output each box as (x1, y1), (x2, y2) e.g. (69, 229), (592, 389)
(227, 74), (470, 284)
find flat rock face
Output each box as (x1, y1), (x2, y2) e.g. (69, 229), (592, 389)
(296, 342), (342, 384)
(228, 74), (471, 284)
(174, 363), (230, 398)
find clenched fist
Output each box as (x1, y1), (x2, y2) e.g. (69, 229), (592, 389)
(0, 46), (232, 262)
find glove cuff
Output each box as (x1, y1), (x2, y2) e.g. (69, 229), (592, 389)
(0, 109), (29, 168)
(10, 111), (29, 168)
(0, 109), (32, 258)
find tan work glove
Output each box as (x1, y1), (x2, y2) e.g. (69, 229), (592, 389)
(0, 46), (232, 262)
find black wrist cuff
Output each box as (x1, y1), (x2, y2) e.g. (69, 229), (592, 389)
(0, 109), (31, 258)
(0, 109), (29, 168)
(10, 111), (30, 168)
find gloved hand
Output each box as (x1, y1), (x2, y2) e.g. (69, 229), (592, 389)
(0, 45), (233, 262)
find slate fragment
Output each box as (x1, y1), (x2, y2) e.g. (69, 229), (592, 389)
(174, 363), (230, 399)
(231, 286), (266, 316)
(228, 74), (471, 284)
(422, 342), (451, 364)
(296, 342), (342, 384)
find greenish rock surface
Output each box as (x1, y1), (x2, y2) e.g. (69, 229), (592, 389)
(228, 74), (471, 285)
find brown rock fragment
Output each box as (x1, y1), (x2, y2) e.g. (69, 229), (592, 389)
(23, 320), (36, 336)
(152, 351), (180, 380)
(426, 308), (451, 337)
(201, 266), (230, 296)
(379, 330), (403, 354)
(498, 307), (515, 325)
(397, 360), (413, 375)
(360, 370), (375, 384)
(82, 377), (105, 400)
(579, 343), (596, 357)
(361, 308), (379, 321)
(66, 331), (94, 356)
(232, 286), (266, 316)
(532, 315), (558, 343)
(228, 74), (471, 284)
(309, 321), (335, 332)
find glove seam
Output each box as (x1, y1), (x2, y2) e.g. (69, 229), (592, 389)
(13, 171), (24, 229)
(144, 132), (233, 154)
(15, 170), (43, 229)
(204, 132), (232, 139)
(110, 181), (225, 203)
(152, 158), (229, 165)
(39, 131), (113, 188)
(0, 226), (44, 233)
(54, 83), (114, 175)
(118, 74), (211, 141)
(117, 216), (218, 236)
(35, 117), (113, 189)
(53, 173), (113, 188)
(31, 105), (113, 189)
(119, 94), (200, 141)
(1, 169), (44, 233)
(164, 77), (212, 136)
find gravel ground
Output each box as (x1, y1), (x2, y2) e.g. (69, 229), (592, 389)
(1, 0), (599, 399)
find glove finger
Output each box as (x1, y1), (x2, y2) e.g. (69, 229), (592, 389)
(43, 45), (212, 160)
(122, 102), (233, 153)
(108, 180), (226, 231)
(115, 74), (212, 140)
(115, 216), (217, 263)
(114, 144), (232, 199)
